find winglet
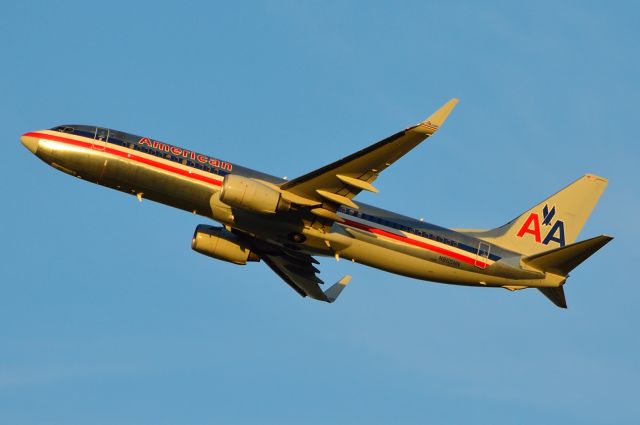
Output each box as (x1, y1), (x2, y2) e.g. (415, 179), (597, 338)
(324, 275), (352, 303)
(415, 98), (459, 135)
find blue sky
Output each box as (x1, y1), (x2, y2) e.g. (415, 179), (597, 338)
(1, 1), (638, 424)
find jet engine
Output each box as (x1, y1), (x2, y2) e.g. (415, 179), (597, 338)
(191, 225), (259, 265)
(220, 174), (290, 214)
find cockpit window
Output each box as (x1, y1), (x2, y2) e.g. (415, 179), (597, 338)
(49, 125), (98, 139)
(51, 126), (75, 133)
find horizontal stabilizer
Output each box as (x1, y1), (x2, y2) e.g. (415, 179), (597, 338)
(523, 235), (613, 275)
(538, 286), (568, 309)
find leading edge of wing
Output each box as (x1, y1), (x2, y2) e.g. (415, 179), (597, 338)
(279, 98), (458, 202)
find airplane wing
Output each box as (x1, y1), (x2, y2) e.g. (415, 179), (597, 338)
(261, 251), (351, 303)
(280, 98), (458, 222)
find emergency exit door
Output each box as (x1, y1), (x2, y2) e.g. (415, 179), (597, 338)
(475, 242), (491, 269)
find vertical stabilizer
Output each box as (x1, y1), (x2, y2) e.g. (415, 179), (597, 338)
(466, 174), (608, 255)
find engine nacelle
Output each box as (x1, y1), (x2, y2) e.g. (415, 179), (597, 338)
(220, 174), (289, 214)
(191, 225), (259, 265)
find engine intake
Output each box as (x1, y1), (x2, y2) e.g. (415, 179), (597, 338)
(220, 174), (289, 214)
(191, 225), (259, 265)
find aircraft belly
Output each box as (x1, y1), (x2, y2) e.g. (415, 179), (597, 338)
(338, 238), (482, 285)
(231, 209), (309, 242)
(333, 226), (541, 287)
(340, 239), (554, 287)
(102, 159), (215, 214)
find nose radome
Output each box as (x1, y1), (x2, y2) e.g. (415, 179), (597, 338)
(20, 133), (39, 154)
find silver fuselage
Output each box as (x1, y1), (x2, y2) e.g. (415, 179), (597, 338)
(22, 128), (563, 289)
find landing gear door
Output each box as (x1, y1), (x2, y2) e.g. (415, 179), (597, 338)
(93, 127), (109, 150)
(475, 242), (491, 269)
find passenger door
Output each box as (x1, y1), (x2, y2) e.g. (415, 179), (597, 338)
(93, 127), (109, 150)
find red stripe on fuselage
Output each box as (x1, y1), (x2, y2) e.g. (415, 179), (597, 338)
(30, 131), (488, 268)
(342, 219), (488, 268)
(27, 132), (223, 187)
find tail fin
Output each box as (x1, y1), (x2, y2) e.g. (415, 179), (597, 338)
(466, 174), (608, 255)
(523, 235), (613, 308)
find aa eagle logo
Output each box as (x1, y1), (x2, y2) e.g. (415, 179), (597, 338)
(516, 204), (566, 247)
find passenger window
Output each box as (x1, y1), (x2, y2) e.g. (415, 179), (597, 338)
(110, 131), (125, 146)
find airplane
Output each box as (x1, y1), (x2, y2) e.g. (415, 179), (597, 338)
(20, 99), (612, 308)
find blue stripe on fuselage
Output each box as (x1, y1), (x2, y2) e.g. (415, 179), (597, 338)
(54, 128), (500, 263)
(337, 206), (502, 262)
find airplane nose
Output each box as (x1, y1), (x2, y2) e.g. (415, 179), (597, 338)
(20, 133), (39, 154)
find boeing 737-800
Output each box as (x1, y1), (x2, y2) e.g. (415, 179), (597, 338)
(20, 99), (612, 308)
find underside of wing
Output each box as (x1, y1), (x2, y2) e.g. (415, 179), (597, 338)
(260, 251), (351, 303)
(279, 99), (458, 223)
